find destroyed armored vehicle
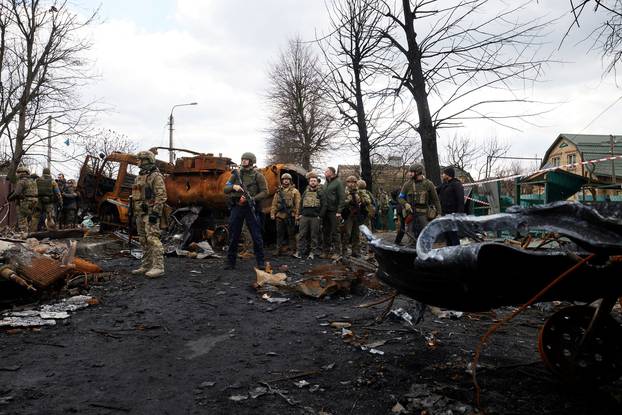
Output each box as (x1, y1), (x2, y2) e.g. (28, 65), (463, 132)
(364, 201), (622, 383)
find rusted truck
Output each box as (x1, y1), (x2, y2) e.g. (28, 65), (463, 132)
(76, 149), (308, 246)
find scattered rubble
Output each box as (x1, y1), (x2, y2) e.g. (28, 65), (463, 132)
(0, 295), (97, 327)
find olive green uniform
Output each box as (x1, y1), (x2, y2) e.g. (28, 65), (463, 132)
(398, 177), (442, 242)
(270, 185), (301, 253)
(341, 188), (372, 256)
(132, 165), (167, 274)
(36, 173), (61, 230)
(298, 186), (326, 256)
(8, 173), (39, 233)
(321, 177), (345, 254)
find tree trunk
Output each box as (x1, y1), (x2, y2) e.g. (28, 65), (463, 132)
(353, 61), (373, 192)
(402, 0), (441, 186)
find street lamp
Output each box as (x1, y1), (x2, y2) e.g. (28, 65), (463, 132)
(169, 102), (198, 164)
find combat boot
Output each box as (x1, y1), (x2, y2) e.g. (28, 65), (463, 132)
(145, 268), (164, 278)
(131, 267), (147, 275)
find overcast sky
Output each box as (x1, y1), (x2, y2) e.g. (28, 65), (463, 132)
(57, 0), (622, 178)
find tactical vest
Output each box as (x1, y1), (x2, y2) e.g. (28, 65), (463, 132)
(239, 169), (260, 196)
(37, 177), (54, 202)
(277, 187), (295, 210)
(405, 180), (429, 207)
(302, 189), (321, 208)
(22, 178), (38, 198)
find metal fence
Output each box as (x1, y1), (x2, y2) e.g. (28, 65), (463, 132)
(0, 176), (17, 228)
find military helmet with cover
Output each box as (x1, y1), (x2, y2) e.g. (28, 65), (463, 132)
(346, 175), (358, 183)
(280, 173), (292, 181)
(17, 166), (30, 176)
(42, 167), (51, 175)
(357, 179), (367, 189)
(241, 152), (256, 165)
(409, 163), (424, 174)
(136, 150), (156, 167)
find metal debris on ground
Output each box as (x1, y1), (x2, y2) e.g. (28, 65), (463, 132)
(1, 239), (102, 293)
(0, 295), (97, 328)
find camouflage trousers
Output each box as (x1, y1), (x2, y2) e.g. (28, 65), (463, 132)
(16, 199), (38, 233)
(62, 208), (77, 229)
(340, 217), (361, 256)
(136, 215), (164, 271)
(39, 202), (57, 230)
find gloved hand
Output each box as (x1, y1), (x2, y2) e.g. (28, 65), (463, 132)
(404, 203), (413, 215)
(148, 213), (160, 224)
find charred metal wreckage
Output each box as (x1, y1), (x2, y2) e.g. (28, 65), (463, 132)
(77, 149), (308, 250)
(364, 201), (622, 383)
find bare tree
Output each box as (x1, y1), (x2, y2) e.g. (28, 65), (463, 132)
(265, 38), (337, 170)
(564, 1), (622, 76)
(76, 129), (138, 177)
(321, 0), (409, 192)
(379, 0), (550, 185)
(441, 134), (481, 173)
(478, 137), (511, 179)
(0, 0), (98, 181)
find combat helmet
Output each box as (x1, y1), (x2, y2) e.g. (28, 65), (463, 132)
(346, 175), (358, 183)
(42, 167), (51, 175)
(357, 179), (367, 189)
(280, 173), (292, 181)
(136, 150), (156, 165)
(409, 163), (424, 175)
(16, 166), (30, 176)
(241, 152), (256, 165)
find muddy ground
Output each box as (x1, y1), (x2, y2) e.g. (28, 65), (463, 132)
(1, 238), (621, 415)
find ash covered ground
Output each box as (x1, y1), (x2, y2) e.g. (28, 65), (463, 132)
(1, 238), (621, 415)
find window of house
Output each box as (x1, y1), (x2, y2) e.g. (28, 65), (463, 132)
(552, 157), (560, 167)
(567, 153), (577, 168)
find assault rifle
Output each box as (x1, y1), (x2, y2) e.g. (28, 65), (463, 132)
(231, 169), (257, 219)
(277, 187), (293, 226)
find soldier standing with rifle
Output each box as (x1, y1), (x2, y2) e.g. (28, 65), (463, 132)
(398, 163), (442, 243)
(223, 152), (268, 270)
(7, 166), (39, 235)
(270, 173), (300, 256)
(36, 167), (62, 230)
(131, 151), (168, 278)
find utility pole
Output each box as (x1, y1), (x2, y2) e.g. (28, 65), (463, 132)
(610, 134), (617, 184)
(47, 116), (52, 170)
(168, 102), (198, 164)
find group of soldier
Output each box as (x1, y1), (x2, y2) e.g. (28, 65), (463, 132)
(8, 167), (80, 234)
(9, 148), (463, 280)
(222, 152), (461, 271)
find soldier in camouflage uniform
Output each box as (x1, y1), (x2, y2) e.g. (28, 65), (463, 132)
(224, 152), (268, 270)
(340, 176), (372, 257)
(270, 173), (301, 255)
(7, 166), (39, 234)
(377, 188), (390, 230)
(61, 179), (79, 229)
(294, 172), (326, 259)
(131, 151), (168, 278)
(36, 167), (62, 230)
(357, 179), (376, 255)
(398, 163), (442, 243)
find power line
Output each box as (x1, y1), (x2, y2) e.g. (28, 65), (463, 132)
(581, 94), (622, 132)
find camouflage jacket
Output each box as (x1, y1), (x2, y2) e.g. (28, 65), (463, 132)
(398, 177), (442, 215)
(270, 185), (301, 219)
(8, 176), (38, 202)
(132, 168), (167, 216)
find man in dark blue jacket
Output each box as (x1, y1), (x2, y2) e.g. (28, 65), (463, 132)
(436, 167), (464, 246)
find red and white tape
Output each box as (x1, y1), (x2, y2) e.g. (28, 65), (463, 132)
(463, 154), (622, 187)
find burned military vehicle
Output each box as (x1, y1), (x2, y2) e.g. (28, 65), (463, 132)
(77, 149), (307, 248)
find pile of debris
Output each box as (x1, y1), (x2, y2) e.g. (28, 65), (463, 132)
(0, 237), (102, 295)
(254, 259), (383, 300)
